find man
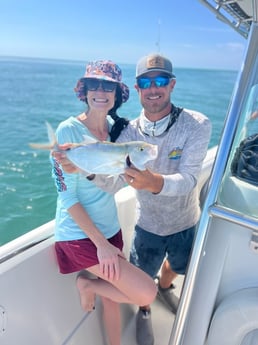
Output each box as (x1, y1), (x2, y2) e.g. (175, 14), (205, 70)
(54, 53), (211, 345)
(116, 53), (211, 345)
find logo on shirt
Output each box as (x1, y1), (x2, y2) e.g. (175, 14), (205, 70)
(168, 147), (182, 160)
(53, 159), (67, 192)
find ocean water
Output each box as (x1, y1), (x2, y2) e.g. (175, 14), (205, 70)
(0, 56), (238, 245)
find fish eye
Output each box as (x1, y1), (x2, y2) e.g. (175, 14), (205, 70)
(139, 146), (144, 151)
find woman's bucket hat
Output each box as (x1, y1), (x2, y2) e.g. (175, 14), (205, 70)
(75, 60), (129, 103)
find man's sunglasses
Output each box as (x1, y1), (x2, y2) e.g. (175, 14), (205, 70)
(85, 78), (117, 92)
(137, 76), (171, 89)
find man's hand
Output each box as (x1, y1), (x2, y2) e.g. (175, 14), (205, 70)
(124, 167), (164, 194)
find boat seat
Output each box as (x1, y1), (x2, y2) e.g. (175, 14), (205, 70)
(219, 175), (258, 216)
(206, 287), (258, 345)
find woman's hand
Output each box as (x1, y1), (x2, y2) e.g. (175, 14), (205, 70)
(97, 242), (126, 281)
(52, 144), (79, 173)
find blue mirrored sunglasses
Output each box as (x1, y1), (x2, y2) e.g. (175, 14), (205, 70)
(85, 78), (117, 92)
(137, 76), (171, 89)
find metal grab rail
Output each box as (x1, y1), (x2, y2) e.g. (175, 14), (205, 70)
(209, 204), (258, 231)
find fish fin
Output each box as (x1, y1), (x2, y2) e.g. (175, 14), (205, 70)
(82, 135), (98, 144)
(96, 160), (124, 171)
(29, 142), (54, 150)
(81, 135), (113, 145)
(29, 121), (57, 150)
(46, 121), (57, 147)
(79, 160), (123, 175)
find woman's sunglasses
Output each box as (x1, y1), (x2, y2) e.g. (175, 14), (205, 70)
(85, 78), (117, 92)
(137, 76), (171, 89)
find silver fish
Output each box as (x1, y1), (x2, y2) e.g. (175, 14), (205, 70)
(29, 122), (158, 175)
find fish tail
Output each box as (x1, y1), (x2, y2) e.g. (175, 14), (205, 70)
(29, 121), (58, 150)
(46, 121), (58, 148)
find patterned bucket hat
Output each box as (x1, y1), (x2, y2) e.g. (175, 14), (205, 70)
(75, 60), (129, 103)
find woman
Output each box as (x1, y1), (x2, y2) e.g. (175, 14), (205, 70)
(51, 60), (157, 345)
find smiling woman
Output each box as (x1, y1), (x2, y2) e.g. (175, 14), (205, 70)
(49, 59), (157, 345)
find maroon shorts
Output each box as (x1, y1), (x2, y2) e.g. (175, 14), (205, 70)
(55, 230), (123, 274)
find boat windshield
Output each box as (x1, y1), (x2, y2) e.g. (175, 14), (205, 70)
(218, 65), (258, 219)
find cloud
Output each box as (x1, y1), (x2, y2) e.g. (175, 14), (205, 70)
(217, 42), (244, 50)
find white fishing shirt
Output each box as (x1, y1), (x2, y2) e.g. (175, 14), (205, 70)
(94, 108), (212, 236)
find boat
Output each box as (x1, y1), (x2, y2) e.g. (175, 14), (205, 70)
(1, 1), (258, 344)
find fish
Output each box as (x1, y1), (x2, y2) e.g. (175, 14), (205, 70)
(29, 122), (158, 175)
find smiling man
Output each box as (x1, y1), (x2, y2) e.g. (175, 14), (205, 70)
(114, 53), (212, 345)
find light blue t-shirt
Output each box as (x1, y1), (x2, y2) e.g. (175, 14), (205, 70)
(51, 116), (120, 241)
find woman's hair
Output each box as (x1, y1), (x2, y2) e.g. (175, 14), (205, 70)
(109, 86), (129, 142)
(84, 83), (129, 142)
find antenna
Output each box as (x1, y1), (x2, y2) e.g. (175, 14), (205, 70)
(155, 18), (161, 52)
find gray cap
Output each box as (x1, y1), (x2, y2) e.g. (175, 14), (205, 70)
(136, 53), (176, 78)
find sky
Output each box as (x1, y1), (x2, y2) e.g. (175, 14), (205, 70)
(0, 0), (248, 70)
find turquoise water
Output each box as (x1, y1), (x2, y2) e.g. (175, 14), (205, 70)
(0, 56), (238, 245)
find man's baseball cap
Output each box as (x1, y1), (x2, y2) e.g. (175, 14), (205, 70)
(136, 53), (176, 78)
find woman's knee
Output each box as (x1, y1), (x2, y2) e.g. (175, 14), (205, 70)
(135, 279), (157, 306)
(145, 283), (157, 304)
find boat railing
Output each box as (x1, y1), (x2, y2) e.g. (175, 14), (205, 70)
(0, 220), (55, 264)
